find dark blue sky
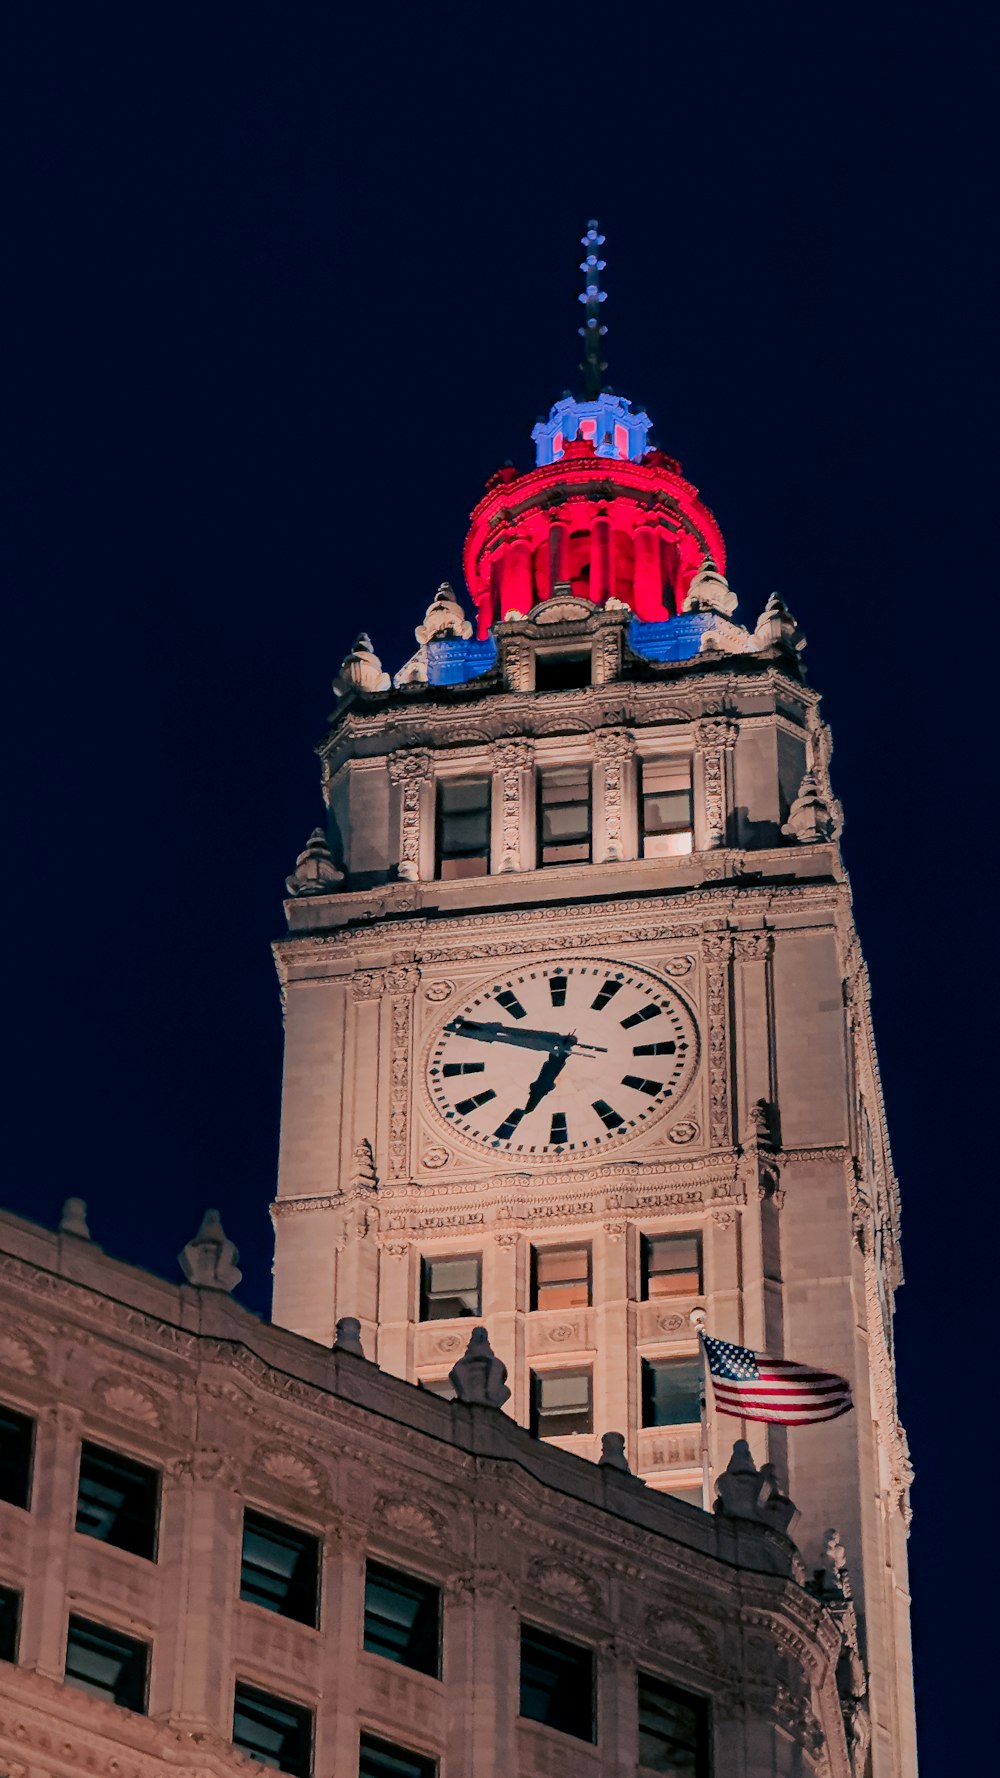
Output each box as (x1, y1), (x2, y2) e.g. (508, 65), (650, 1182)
(4, 6), (992, 1764)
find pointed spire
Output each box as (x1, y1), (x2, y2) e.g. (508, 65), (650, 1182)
(415, 582), (473, 645)
(782, 770), (836, 844)
(333, 634), (391, 699)
(754, 592), (805, 654)
(683, 554), (738, 618)
(179, 1209), (242, 1293)
(349, 1138), (378, 1191)
(577, 219), (608, 398)
(286, 827), (343, 896)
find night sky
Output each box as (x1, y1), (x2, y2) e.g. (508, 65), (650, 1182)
(4, 7), (991, 1765)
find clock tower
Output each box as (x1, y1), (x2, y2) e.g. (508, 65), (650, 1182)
(271, 228), (916, 1776)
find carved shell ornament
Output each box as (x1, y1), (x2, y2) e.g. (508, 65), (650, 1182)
(425, 957), (699, 1161)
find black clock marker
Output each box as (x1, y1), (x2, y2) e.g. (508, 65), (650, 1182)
(621, 1003), (662, 1029)
(593, 1099), (626, 1131)
(443, 1061), (485, 1077)
(455, 1090), (496, 1115)
(632, 1040), (676, 1056)
(494, 989), (526, 1019)
(549, 975), (568, 1008)
(591, 979), (623, 1011)
(549, 1111), (568, 1145)
(495, 1107), (526, 1140)
(622, 1074), (663, 1095)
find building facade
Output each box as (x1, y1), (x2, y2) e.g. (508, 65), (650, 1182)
(270, 370), (915, 1768)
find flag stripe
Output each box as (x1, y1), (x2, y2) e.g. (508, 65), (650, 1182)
(702, 1332), (853, 1428)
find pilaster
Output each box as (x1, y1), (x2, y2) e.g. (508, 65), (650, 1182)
(491, 738), (535, 872)
(593, 729), (638, 863)
(693, 718), (738, 850)
(387, 750), (433, 881)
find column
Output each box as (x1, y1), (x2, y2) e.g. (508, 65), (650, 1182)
(693, 718), (738, 850)
(387, 750), (433, 882)
(23, 1402), (82, 1678)
(591, 514), (612, 603)
(548, 515), (568, 591)
(499, 537), (533, 618)
(632, 520), (663, 619)
(168, 1449), (242, 1728)
(491, 738), (535, 872)
(593, 729), (637, 863)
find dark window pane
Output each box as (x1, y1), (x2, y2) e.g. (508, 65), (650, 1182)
(538, 767), (592, 867)
(532, 1245), (591, 1310)
(359, 1732), (436, 1778)
(642, 1234), (703, 1300)
(75, 1442), (160, 1561)
(535, 652), (592, 691)
(233, 1682), (312, 1776)
(420, 1255), (481, 1321)
(519, 1623), (595, 1741)
(65, 1615), (149, 1713)
(241, 1511), (321, 1626)
(641, 1359), (702, 1428)
(0, 1403), (34, 1510)
(530, 1369), (592, 1437)
(364, 1560), (441, 1677)
(436, 779), (490, 878)
(638, 1671), (709, 1775)
(0, 1584), (20, 1663)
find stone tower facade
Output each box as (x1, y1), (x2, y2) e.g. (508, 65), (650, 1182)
(271, 360), (916, 1772)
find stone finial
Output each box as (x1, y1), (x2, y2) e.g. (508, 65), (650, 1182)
(599, 1431), (631, 1472)
(757, 1462), (798, 1534)
(448, 1327), (511, 1407)
(755, 591), (805, 653)
(333, 1316), (366, 1357)
(746, 1097), (776, 1147)
(782, 770), (836, 844)
(817, 1527), (851, 1596)
(714, 1438), (766, 1519)
(59, 1197), (91, 1240)
(415, 582), (473, 646)
(179, 1209), (242, 1293)
(350, 1138), (378, 1191)
(285, 827), (344, 896)
(682, 555), (738, 618)
(333, 633), (391, 698)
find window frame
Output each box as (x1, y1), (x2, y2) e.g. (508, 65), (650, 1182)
(637, 1668), (711, 1776)
(640, 1231), (703, 1301)
(533, 649), (593, 692)
(434, 775), (491, 880)
(239, 1507), (322, 1628)
(75, 1439), (161, 1562)
(640, 1355), (703, 1430)
(64, 1612), (150, 1714)
(232, 1679), (314, 1778)
(363, 1557), (442, 1679)
(419, 1253), (482, 1322)
(530, 1243), (592, 1312)
(359, 1731), (438, 1778)
(519, 1620), (596, 1743)
(639, 756), (694, 858)
(537, 763), (593, 868)
(529, 1366), (593, 1438)
(0, 1401), (34, 1512)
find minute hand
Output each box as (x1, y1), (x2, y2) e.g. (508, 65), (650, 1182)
(445, 1017), (607, 1055)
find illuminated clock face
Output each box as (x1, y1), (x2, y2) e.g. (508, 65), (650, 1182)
(428, 960), (698, 1157)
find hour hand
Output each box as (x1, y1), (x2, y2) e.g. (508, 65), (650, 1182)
(523, 1046), (571, 1112)
(445, 1017), (568, 1053)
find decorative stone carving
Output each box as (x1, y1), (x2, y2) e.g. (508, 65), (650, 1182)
(387, 986), (413, 1180)
(423, 979), (454, 1002)
(0, 1332), (41, 1374)
(258, 1446), (325, 1495)
(387, 749), (432, 882)
(535, 1560), (600, 1613)
(421, 1145), (450, 1169)
(594, 727), (634, 861)
(694, 717), (737, 849)
(754, 591), (805, 654)
(377, 1497), (444, 1545)
(59, 1196), (91, 1239)
(285, 827), (343, 896)
(599, 1431), (630, 1472)
(782, 769), (836, 843)
(178, 1210), (242, 1293)
(350, 1138), (378, 1191)
(94, 1378), (161, 1427)
(667, 1120), (699, 1144)
(333, 1316), (366, 1357)
(449, 1326), (511, 1407)
(492, 737), (534, 872)
(662, 954), (695, 976)
(683, 555), (738, 617)
(416, 581), (473, 644)
(714, 1440), (798, 1537)
(333, 633), (391, 697)
(352, 969), (386, 1000)
(703, 931), (732, 1147)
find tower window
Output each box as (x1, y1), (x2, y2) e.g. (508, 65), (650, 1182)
(75, 1443), (160, 1562)
(419, 1254), (481, 1321)
(641, 759), (693, 857)
(519, 1622), (596, 1742)
(637, 1671), (709, 1775)
(0, 1402), (34, 1510)
(233, 1682), (313, 1776)
(641, 1357), (702, 1428)
(360, 1734), (437, 1778)
(531, 1244), (591, 1311)
(535, 650), (592, 692)
(435, 778), (490, 879)
(64, 1614), (149, 1713)
(0, 1584), (21, 1663)
(641, 1233), (703, 1299)
(240, 1509), (321, 1626)
(538, 765), (592, 866)
(530, 1368), (593, 1437)
(364, 1560), (441, 1677)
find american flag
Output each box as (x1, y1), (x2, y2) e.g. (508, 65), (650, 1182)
(701, 1333), (853, 1426)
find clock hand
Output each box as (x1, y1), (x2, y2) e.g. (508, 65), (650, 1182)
(522, 1044), (573, 1113)
(445, 1017), (607, 1056)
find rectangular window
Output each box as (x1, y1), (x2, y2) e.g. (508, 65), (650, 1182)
(0, 1403), (34, 1511)
(641, 759), (694, 857)
(436, 778), (490, 879)
(641, 1357), (702, 1429)
(0, 1584), (21, 1663)
(638, 1670), (709, 1775)
(240, 1510), (321, 1627)
(363, 1559), (441, 1677)
(530, 1369), (592, 1438)
(535, 650), (592, 692)
(233, 1682), (313, 1777)
(531, 1245), (591, 1311)
(359, 1733), (436, 1778)
(75, 1442), (160, 1561)
(538, 765), (592, 866)
(419, 1254), (481, 1321)
(641, 1233), (703, 1300)
(519, 1622), (595, 1742)
(64, 1615), (149, 1713)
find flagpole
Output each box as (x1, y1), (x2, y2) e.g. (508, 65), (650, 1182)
(693, 1312), (710, 1511)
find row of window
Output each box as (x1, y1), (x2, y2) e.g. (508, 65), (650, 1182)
(421, 1231), (703, 1319)
(436, 759), (694, 877)
(0, 1580), (708, 1776)
(423, 1355), (702, 1438)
